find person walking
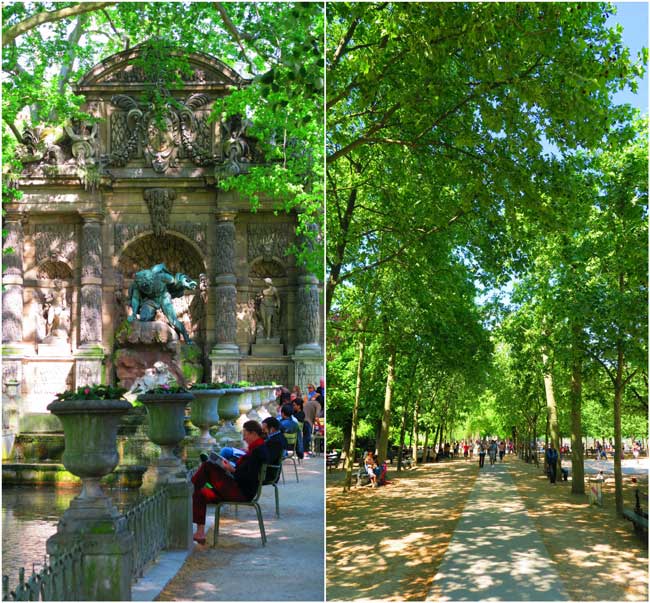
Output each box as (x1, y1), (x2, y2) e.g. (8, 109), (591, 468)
(488, 440), (498, 465)
(478, 442), (486, 468)
(545, 444), (559, 484)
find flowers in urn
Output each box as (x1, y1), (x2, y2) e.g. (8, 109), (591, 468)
(55, 384), (128, 402)
(144, 381), (188, 395)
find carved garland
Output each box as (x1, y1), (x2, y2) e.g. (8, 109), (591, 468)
(34, 224), (77, 267)
(247, 223), (293, 262)
(107, 94), (259, 175)
(143, 188), (176, 236)
(108, 94), (218, 173)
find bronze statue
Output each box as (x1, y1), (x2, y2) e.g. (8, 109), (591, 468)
(128, 263), (197, 343)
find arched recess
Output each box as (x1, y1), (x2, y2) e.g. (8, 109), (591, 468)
(116, 232), (208, 346)
(249, 257), (287, 278)
(117, 232), (206, 278)
(36, 260), (73, 280)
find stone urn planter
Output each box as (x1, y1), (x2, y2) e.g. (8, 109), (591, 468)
(236, 386), (255, 428)
(215, 387), (244, 446)
(138, 392), (194, 486)
(46, 396), (135, 602)
(253, 386), (271, 420)
(46, 398), (132, 531)
(189, 389), (225, 447)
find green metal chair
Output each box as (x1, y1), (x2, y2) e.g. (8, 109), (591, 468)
(212, 463), (268, 547)
(281, 432), (300, 484)
(262, 463), (282, 517)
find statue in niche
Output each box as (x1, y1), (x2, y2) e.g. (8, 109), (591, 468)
(255, 277), (281, 340)
(128, 263), (197, 343)
(43, 279), (71, 344)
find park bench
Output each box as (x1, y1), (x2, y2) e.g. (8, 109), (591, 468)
(623, 479), (648, 538)
(396, 454), (412, 470)
(326, 451), (341, 471)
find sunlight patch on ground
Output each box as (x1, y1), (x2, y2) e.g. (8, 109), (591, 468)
(380, 531), (426, 554)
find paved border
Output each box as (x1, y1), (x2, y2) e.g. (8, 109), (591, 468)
(132, 550), (193, 601)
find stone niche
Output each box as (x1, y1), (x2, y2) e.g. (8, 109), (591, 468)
(4, 42), (323, 437)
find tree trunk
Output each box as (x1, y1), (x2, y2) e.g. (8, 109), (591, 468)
(422, 427), (429, 464)
(411, 394), (419, 464)
(570, 324), (585, 495)
(343, 334), (365, 491)
(377, 347), (396, 464)
(397, 397), (410, 472)
(438, 420), (445, 454)
(542, 351), (561, 477)
(613, 339), (625, 516)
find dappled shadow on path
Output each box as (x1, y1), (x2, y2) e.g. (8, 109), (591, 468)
(326, 461), (479, 601)
(509, 458), (648, 601)
(428, 464), (567, 601)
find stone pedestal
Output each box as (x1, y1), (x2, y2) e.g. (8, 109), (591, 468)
(209, 348), (240, 384)
(37, 341), (71, 356)
(165, 479), (193, 550)
(291, 349), (324, 394)
(114, 321), (183, 389)
(74, 346), (105, 387)
(47, 528), (133, 602)
(251, 338), (284, 357)
(46, 397), (134, 601)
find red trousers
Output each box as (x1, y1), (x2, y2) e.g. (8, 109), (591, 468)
(191, 463), (247, 525)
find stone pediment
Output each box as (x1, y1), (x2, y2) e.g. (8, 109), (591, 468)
(75, 44), (249, 93)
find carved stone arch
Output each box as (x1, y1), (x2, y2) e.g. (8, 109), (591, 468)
(36, 260), (73, 280)
(76, 44), (249, 90)
(117, 232), (206, 279)
(249, 257), (287, 279)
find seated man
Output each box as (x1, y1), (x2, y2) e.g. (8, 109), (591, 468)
(262, 416), (288, 466)
(278, 403), (304, 458)
(191, 420), (269, 544)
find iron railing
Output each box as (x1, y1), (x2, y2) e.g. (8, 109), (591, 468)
(3, 484), (172, 600)
(125, 486), (169, 580)
(2, 544), (83, 601)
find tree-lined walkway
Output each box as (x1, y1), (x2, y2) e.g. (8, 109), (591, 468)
(428, 462), (567, 601)
(327, 456), (648, 601)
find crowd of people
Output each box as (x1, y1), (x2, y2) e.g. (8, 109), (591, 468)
(191, 379), (325, 544)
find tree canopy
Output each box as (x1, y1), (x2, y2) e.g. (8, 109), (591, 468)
(326, 2), (647, 504)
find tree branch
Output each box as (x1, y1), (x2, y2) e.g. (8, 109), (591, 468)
(55, 14), (88, 102)
(331, 17), (360, 68)
(3, 116), (23, 142)
(214, 2), (256, 72)
(101, 8), (129, 49)
(3, 2), (115, 47)
(338, 208), (467, 284)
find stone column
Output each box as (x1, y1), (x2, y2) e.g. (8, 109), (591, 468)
(2, 212), (25, 345)
(291, 224), (323, 391)
(210, 211), (240, 383)
(2, 212), (26, 418)
(75, 211), (104, 386)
